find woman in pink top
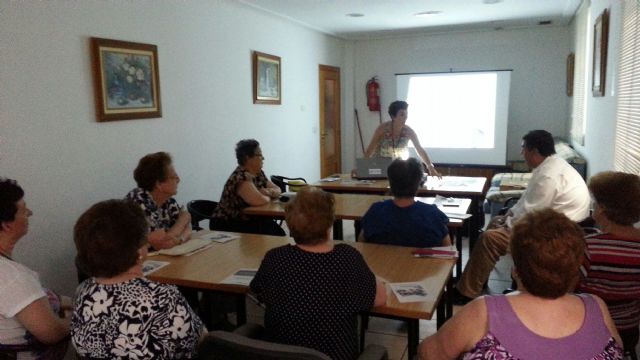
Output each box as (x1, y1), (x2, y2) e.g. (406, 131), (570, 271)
(419, 208), (623, 360)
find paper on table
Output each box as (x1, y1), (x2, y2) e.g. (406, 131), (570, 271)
(142, 260), (170, 275)
(200, 231), (240, 244)
(220, 268), (258, 286)
(389, 282), (430, 303)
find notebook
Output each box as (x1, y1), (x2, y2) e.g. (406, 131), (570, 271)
(354, 157), (394, 179)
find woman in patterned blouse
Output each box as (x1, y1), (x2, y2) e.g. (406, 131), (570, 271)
(212, 139), (285, 236)
(71, 199), (204, 359)
(126, 152), (192, 250)
(419, 209), (623, 360)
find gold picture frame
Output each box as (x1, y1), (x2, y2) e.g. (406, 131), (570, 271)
(252, 51), (281, 105)
(592, 9), (609, 97)
(91, 37), (162, 121)
(566, 53), (575, 97)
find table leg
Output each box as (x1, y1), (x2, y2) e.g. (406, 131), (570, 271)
(469, 196), (483, 251)
(437, 294), (445, 329)
(235, 294), (247, 326)
(407, 319), (420, 360)
(333, 219), (343, 240)
(455, 228), (462, 281)
(446, 273), (453, 322)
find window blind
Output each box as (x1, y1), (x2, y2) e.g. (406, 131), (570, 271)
(571, 1), (590, 145)
(614, 0), (640, 173)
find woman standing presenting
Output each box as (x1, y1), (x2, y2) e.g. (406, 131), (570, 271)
(364, 100), (441, 177)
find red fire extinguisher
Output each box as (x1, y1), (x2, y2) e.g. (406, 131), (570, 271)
(366, 77), (380, 111)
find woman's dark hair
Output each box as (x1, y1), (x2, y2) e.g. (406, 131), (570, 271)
(0, 178), (24, 227)
(589, 171), (640, 226)
(388, 158), (423, 198)
(522, 130), (556, 157)
(133, 152), (173, 191)
(235, 139), (260, 166)
(74, 199), (148, 278)
(388, 101), (409, 118)
(510, 209), (584, 299)
(285, 187), (335, 245)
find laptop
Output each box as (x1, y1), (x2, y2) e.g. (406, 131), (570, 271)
(355, 157), (394, 179)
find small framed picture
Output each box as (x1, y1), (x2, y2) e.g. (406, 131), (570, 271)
(566, 53), (575, 97)
(252, 51), (281, 105)
(91, 37), (162, 121)
(592, 9), (609, 97)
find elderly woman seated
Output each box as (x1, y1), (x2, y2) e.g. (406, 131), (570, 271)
(126, 152), (191, 250)
(359, 157), (451, 247)
(71, 199), (204, 359)
(250, 187), (386, 360)
(0, 179), (70, 359)
(419, 208), (623, 359)
(212, 139), (285, 236)
(577, 171), (640, 356)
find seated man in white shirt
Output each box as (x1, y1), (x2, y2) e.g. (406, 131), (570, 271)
(453, 130), (590, 304)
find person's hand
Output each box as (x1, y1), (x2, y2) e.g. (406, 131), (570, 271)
(149, 235), (178, 250)
(488, 215), (508, 229)
(260, 187), (279, 199)
(428, 165), (442, 180)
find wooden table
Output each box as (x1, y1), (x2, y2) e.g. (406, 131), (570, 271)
(147, 232), (454, 360)
(313, 174), (486, 247)
(245, 194), (470, 279)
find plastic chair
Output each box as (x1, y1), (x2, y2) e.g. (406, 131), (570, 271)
(187, 200), (218, 231)
(198, 323), (388, 360)
(270, 175), (308, 193)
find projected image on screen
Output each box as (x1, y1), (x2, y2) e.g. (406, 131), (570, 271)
(396, 70), (511, 165)
(407, 73), (496, 148)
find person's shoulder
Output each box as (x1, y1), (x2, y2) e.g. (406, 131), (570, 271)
(0, 258), (39, 282)
(125, 187), (146, 200)
(334, 244), (364, 258)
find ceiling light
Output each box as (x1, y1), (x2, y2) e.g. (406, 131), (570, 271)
(415, 11), (442, 17)
(483, 0), (503, 4)
(346, 13), (364, 17)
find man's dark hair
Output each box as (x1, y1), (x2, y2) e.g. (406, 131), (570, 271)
(522, 130), (556, 157)
(388, 158), (423, 198)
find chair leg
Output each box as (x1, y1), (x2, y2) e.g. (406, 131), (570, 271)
(360, 313), (370, 352)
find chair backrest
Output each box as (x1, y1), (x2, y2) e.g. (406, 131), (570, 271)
(198, 330), (331, 360)
(270, 175), (308, 193)
(187, 200), (218, 230)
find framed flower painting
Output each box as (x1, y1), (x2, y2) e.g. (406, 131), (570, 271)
(91, 37), (162, 121)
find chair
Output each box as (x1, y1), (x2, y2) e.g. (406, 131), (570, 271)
(270, 175), (308, 193)
(187, 200), (218, 231)
(198, 323), (388, 360)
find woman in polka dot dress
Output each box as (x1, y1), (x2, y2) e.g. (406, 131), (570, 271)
(250, 187), (387, 359)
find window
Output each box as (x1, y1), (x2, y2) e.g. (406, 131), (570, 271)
(614, 0), (640, 173)
(570, 0), (590, 145)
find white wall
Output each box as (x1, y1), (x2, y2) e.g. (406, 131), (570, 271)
(0, 0), (345, 295)
(344, 27), (571, 170)
(570, 0), (622, 176)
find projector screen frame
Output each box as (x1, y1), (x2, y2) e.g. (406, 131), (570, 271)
(396, 69), (513, 166)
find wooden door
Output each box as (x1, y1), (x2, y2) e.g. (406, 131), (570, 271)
(319, 65), (341, 177)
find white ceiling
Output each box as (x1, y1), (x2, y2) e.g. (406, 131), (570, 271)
(237, 0), (583, 39)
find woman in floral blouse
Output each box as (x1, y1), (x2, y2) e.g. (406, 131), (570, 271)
(212, 139), (285, 236)
(126, 152), (192, 250)
(71, 199), (204, 359)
